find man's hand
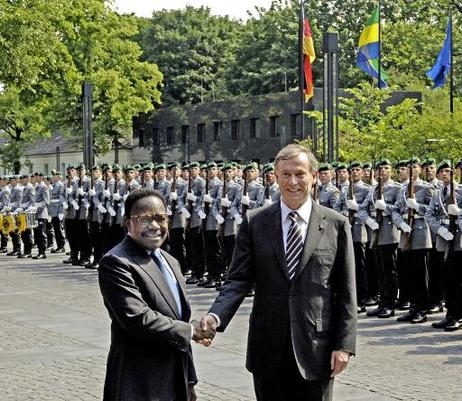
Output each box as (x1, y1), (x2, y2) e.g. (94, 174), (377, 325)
(197, 314), (219, 347)
(330, 350), (350, 378)
(188, 384), (197, 401)
(374, 198), (386, 211)
(191, 319), (215, 346)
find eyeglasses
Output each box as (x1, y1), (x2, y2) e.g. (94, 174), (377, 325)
(130, 214), (169, 226)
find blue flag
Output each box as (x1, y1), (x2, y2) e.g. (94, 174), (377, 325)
(427, 18), (452, 88)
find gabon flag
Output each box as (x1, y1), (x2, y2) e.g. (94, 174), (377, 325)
(303, 19), (316, 102)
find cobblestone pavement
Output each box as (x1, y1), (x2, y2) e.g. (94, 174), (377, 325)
(0, 250), (461, 400)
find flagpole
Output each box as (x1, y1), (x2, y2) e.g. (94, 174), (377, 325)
(378, 0), (382, 89)
(299, 0), (305, 139)
(450, 8), (454, 114)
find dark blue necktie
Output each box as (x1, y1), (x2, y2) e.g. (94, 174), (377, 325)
(151, 250), (182, 318)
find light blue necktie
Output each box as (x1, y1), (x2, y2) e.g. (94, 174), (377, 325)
(151, 250), (183, 318)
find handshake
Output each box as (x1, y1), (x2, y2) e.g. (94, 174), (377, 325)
(190, 315), (219, 347)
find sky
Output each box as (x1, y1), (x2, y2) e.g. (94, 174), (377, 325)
(112, 0), (274, 20)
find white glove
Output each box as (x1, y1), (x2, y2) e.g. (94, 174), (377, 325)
(186, 192), (196, 202)
(203, 194), (213, 203)
(215, 214), (224, 225)
(103, 189), (111, 198)
(66, 187), (73, 195)
(233, 213), (243, 225)
(198, 210), (206, 219)
(406, 198), (419, 211)
(97, 204), (107, 213)
(169, 192), (178, 201)
(89, 189), (96, 197)
(123, 194), (128, 201)
(241, 195), (250, 206)
(346, 199), (359, 211)
(108, 207), (116, 217)
(220, 197), (231, 208)
(437, 226), (454, 241)
(62, 201), (68, 210)
(4, 206), (11, 212)
(77, 187), (85, 196)
(113, 192), (121, 201)
(400, 222), (412, 234)
(448, 204), (462, 216)
(16, 207), (23, 213)
(84, 201), (90, 209)
(180, 207), (191, 219)
(71, 200), (79, 210)
(366, 217), (379, 230)
(166, 207), (172, 216)
(374, 199), (386, 211)
(263, 198), (273, 207)
(58, 213), (64, 221)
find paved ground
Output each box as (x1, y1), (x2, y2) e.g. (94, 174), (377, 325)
(0, 249), (461, 400)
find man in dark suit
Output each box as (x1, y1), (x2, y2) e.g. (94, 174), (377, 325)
(98, 188), (214, 401)
(201, 144), (357, 401)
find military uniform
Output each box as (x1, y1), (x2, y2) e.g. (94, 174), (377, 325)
(88, 167), (106, 268)
(63, 170), (80, 264)
(109, 165), (127, 250)
(318, 182), (340, 209)
(101, 166), (116, 254)
(0, 179), (11, 252)
(74, 165), (92, 265)
(48, 173), (66, 252)
(32, 175), (50, 258)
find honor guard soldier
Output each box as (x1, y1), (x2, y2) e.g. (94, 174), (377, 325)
(0, 176), (11, 252)
(262, 163), (280, 204)
(142, 163), (155, 189)
(125, 165), (141, 193)
(168, 162), (189, 274)
(422, 158), (443, 189)
(155, 163), (171, 203)
(425, 160), (462, 331)
(16, 174), (35, 258)
(358, 159), (401, 318)
(6, 176), (23, 256)
(202, 161), (223, 288)
(392, 157), (434, 324)
(335, 162), (350, 190)
(333, 161), (371, 313)
(185, 161), (206, 285)
(63, 166), (80, 265)
(238, 162), (264, 216)
(317, 163), (340, 208)
(88, 165), (106, 269)
(100, 164), (116, 254)
(32, 173), (50, 259)
(75, 163), (92, 266)
(455, 159), (462, 182)
(49, 170), (66, 253)
(362, 162), (377, 186)
(109, 164), (126, 249)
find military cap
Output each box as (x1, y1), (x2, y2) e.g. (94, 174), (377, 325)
(243, 162), (259, 172)
(168, 162), (182, 169)
(124, 164), (135, 172)
(362, 162), (372, 169)
(263, 163), (275, 173)
(207, 161), (217, 168)
(456, 159), (462, 169)
(221, 163), (233, 171)
(406, 157), (421, 166)
(155, 163), (166, 171)
(436, 160), (452, 174)
(395, 160), (407, 169)
(66, 165), (75, 170)
(216, 162), (225, 169)
(102, 164), (112, 172)
(142, 163), (154, 171)
(317, 163), (331, 172)
(189, 161), (200, 169)
(133, 164), (141, 171)
(376, 158), (391, 168)
(348, 161), (362, 169)
(91, 164), (101, 171)
(331, 161), (339, 169)
(36, 172), (44, 177)
(182, 163), (190, 170)
(422, 158), (437, 167)
(231, 161), (239, 168)
(112, 164), (121, 172)
(200, 163), (208, 170)
(76, 163), (86, 170)
(335, 163), (348, 171)
(46, 175), (52, 181)
(51, 169), (61, 175)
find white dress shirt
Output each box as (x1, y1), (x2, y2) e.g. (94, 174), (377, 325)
(280, 197), (312, 251)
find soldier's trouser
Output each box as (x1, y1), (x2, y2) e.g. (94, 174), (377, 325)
(354, 242), (367, 306)
(170, 227), (187, 274)
(205, 230), (223, 279)
(51, 217), (66, 249)
(21, 228), (33, 254)
(440, 251), (462, 319)
(223, 235), (236, 274)
(365, 243), (379, 298)
(0, 233), (8, 249)
(428, 246), (444, 307)
(188, 226), (205, 278)
(407, 249), (430, 313)
(11, 230), (21, 252)
(89, 220), (103, 262)
(397, 248), (411, 303)
(64, 218), (79, 259)
(76, 219), (91, 260)
(34, 219), (47, 254)
(377, 243), (398, 309)
(45, 221), (54, 248)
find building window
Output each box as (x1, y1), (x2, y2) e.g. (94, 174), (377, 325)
(290, 114), (300, 137)
(197, 123), (205, 143)
(181, 125), (189, 144)
(213, 121), (223, 142)
(231, 120), (240, 140)
(166, 127), (175, 145)
(250, 118), (259, 139)
(44, 163), (49, 175)
(139, 129), (145, 147)
(152, 128), (160, 146)
(269, 115), (280, 137)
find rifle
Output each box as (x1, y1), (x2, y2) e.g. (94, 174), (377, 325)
(204, 169), (210, 216)
(170, 167), (178, 214)
(370, 166), (383, 248)
(186, 173), (193, 226)
(112, 178), (120, 227)
(312, 171), (319, 203)
(335, 169), (340, 189)
(77, 170), (83, 214)
(263, 171), (270, 200)
(88, 170), (95, 221)
(241, 176), (249, 217)
(444, 165), (456, 261)
(405, 164), (415, 250)
(141, 170), (145, 188)
(347, 169), (355, 224)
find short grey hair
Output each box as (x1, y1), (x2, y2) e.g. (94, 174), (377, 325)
(274, 144), (318, 172)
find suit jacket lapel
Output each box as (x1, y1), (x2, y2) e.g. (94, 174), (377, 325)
(124, 237), (181, 319)
(265, 204), (290, 282)
(293, 202), (326, 282)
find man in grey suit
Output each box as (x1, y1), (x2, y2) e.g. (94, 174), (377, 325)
(98, 188), (214, 401)
(201, 144), (357, 401)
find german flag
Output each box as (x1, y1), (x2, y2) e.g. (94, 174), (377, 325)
(303, 19), (316, 102)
